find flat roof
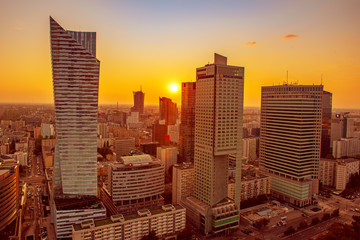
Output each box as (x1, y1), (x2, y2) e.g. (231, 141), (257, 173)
(73, 204), (184, 231)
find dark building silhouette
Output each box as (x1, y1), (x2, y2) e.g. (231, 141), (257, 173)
(179, 82), (196, 162)
(159, 97), (178, 125)
(321, 91), (332, 158)
(131, 87), (145, 114)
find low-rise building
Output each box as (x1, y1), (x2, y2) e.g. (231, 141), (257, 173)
(172, 162), (194, 205)
(101, 155), (164, 215)
(319, 158), (360, 191)
(114, 137), (135, 160)
(228, 175), (270, 201)
(333, 138), (360, 159)
(157, 146), (178, 175)
(72, 204), (186, 240)
(53, 198), (106, 239)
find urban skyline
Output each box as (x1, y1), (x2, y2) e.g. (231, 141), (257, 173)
(1, 0), (360, 108)
(1, 1), (360, 240)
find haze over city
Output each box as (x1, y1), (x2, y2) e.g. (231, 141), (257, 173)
(1, 1), (360, 240)
(1, 0), (360, 107)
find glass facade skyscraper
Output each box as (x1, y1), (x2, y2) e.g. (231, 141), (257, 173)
(50, 17), (99, 197)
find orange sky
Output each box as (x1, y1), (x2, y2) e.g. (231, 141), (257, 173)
(0, 0), (359, 108)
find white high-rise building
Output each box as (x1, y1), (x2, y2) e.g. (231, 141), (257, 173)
(183, 53), (243, 235)
(260, 85), (323, 207)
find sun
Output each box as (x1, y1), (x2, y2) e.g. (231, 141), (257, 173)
(169, 83), (179, 93)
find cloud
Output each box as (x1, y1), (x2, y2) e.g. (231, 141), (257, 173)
(282, 34), (299, 39)
(246, 42), (256, 46)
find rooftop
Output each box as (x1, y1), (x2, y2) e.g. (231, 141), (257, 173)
(73, 204), (184, 231)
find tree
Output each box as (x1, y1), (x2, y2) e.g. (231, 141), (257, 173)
(141, 230), (158, 240)
(352, 215), (360, 239)
(255, 218), (270, 230)
(297, 220), (308, 230)
(284, 226), (296, 236)
(177, 226), (193, 240)
(322, 213), (331, 221)
(331, 208), (340, 217)
(311, 217), (320, 226)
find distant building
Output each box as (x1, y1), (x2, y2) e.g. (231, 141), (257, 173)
(126, 112), (141, 128)
(242, 138), (258, 162)
(321, 91), (332, 157)
(14, 152), (28, 166)
(228, 175), (270, 202)
(42, 139), (56, 168)
(131, 88), (145, 115)
(101, 155), (164, 215)
(41, 123), (54, 138)
(34, 127), (42, 139)
(333, 138), (360, 159)
(179, 82), (196, 162)
(0, 163), (19, 232)
(157, 146), (178, 175)
(159, 97), (178, 125)
(172, 163), (194, 205)
(15, 142), (28, 152)
(260, 85), (322, 207)
(97, 123), (109, 138)
(0, 144), (9, 155)
(168, 122), (180, 144)
(319, 158), (360, 191)
(331, 113), (354, 146)
(72, 205), (186, 240)
(152, 122), (169, 146)
(140, 142), (159, 157)
(114, 137), (135, 160)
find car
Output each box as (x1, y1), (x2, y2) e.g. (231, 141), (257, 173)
(272, 225), (277, 228)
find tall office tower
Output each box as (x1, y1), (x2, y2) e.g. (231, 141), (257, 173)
(321, 91), (332, 157)
(51, 16), (98, 196)
(179, 82), (196, 162)
(131, 88), (145, 114)
(50, 17), (105, 238)
(260, 85), (323, 207)
(183, 54), (243, 235)
(159, 97), (178, 125)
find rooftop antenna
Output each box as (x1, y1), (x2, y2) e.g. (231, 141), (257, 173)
(321, 74), (323, 85)
(286, 70), (289, 85)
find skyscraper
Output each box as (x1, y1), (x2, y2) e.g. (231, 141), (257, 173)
(50, 17), (106, 238)
(50, 16), (99, 197)
(321, 91), (332, 158)
(260, 84), (322, 207)
(131, 88), (145, 114)
(183, 53), (243, 235)
(159, 97), (178, 125)
(179, 82), (196, 162)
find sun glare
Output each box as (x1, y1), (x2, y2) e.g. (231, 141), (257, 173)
(169, 83), (179, 93)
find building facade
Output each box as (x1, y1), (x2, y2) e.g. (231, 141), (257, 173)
(72, 205), (186, 240)
(333, 138), (360, 159)
(0, 165), (19, 232)
(156, 146), (178, 175)
(159, 97), (178, 126)
(260, 85), (323, 207)
(228, 175), (270, 201)
(131, 88), (145, 114)
(319, 158), (360, 191)
(50, 16), (99, 196)
(114, 137), (135, 160)
(102, 155), (164, 215)
(321, 91), (332, 157)
(179, 82), (196, 162)
(182, 53), (243, 234)
(50, 17), (105, 239)
(172, 163), (194, 205)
